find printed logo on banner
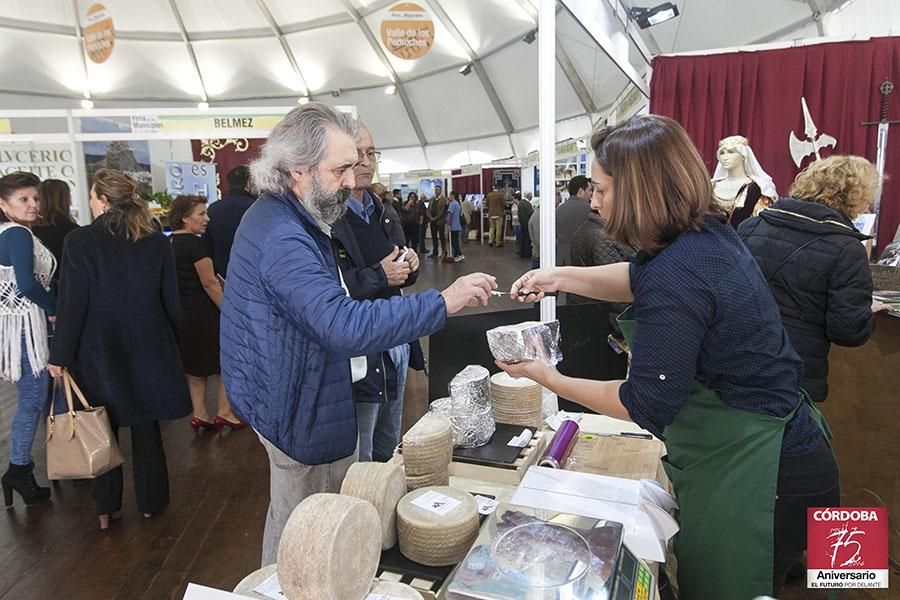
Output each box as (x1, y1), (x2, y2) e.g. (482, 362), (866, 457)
(807, 507), (889, 589)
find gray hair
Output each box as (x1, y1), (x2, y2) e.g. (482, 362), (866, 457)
(250, 103), (359, 195)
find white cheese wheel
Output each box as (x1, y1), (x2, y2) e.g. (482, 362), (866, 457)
(368, 580), (425, 599)
(404, 467), (450, 491)
(232, 564), (277, 598)
(396, 486), (479, 567)
(402, 413), (453, 475)
(277, 493), (381, 600)
(340, 461), (407, 550)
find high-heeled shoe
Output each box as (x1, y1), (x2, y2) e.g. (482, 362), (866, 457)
(98, 510), (122, 530)
(190, 417), (216, 433)
(2, 462), (51, 507)
(214, 415), (248, 432)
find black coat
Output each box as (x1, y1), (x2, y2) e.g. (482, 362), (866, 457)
(737, 198), (874, 401)
(567, 213), (635, 334)
(205, 187), (256, 278)
(332, 193), (418, 403)
(50, 216), (191, 426)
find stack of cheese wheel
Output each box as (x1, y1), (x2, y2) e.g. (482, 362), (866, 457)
(368, 580), (425, 599)
(490, 371), (543, 428)
(276, 493), (381, 600)
(397, 486), (480, 567)
(402, 413), (453, 490)
(340, 462), (407, 550)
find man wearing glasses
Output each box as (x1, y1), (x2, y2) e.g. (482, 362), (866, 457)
(331, 122), (420, 463)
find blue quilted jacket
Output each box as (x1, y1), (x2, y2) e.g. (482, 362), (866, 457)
(220, 190), (447, 464)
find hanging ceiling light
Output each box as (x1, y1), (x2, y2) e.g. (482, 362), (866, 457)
(297, 96), (310, 104)
(197, 101), (209, 110)
(522, 30), (537, 44)
(80, 98), (94, 110)
(384, 85), (397, 95)
(628, 3), (679, 29)
(458, 63), (473, 76)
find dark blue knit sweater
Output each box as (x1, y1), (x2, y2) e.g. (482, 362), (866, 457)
(619, 216), (823, 457)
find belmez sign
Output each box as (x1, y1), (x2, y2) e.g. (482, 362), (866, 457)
(807, 507), (889, 589)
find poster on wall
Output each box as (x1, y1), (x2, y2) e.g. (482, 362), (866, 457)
(190, 138), (265, 199)
(492, 169), (520, 191)
(0, 143), (81, 219)
(81, 116), (152, 191)
(418, 178), (443, 199)
(164, 161), (217, 203)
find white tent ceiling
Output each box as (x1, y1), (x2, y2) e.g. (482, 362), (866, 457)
(0, 0), (890, 171)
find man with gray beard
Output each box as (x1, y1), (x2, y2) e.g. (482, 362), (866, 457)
(220, 103), (496, 565)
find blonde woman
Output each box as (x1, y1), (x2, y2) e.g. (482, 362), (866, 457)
(738, 155), (878, 403)
(49, 169), (190, 529)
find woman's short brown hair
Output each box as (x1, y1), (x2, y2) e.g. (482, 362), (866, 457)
(0, 172), (41, 223)
(591, 115), (722, 254)
(93, 168), (155, 241)
(168, 195), (207, 230)
(788, 155), (879, 220)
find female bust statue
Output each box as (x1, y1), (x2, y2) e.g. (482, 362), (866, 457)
(712, 136), (777, 228)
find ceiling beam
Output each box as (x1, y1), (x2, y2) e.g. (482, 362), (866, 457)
(253, 0), (310, 96)
(336, 0), (428, 149)
(67, 0), (92, 99)
(510, 0), (601, 118)
(165, 0), (209, 102)
(423, 0), (515, 137)
(806, 0), (827, 36)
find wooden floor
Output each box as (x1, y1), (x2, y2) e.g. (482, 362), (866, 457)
(0, 237), (894, 599)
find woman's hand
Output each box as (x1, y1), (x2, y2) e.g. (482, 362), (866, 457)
(495, 359), (556, 388)
(48, 364), (64, 378)
(509, 268), (562, 302)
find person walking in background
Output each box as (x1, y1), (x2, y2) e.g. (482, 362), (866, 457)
(206, 165), (255, 279)
(426, 184), (448, 258)
(556, 175), (592, 266)
(168, 194), (245, 434)
(511, 194), (520, 254)
(485, 185), (506, 247)
(447, 191), (464, 262)
(738, 155), (878, 403)
(460, 194), (473, 244)
(0, 172), (56, 507)
(517, 192), (534, 259)
(400, 191), (420, 250)
(33, 179), (78, 285)
(416, 192), (428, 254)
(48, 169), (191, 529)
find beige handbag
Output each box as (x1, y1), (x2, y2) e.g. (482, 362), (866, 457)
(46, 371), (125, 480)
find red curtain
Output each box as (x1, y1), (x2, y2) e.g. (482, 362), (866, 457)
(451, 173), (481, 195)
(190, 138), (265, 199)
(650, 37), (900, 253)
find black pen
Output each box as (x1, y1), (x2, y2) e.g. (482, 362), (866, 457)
(618, 431), (653, 439)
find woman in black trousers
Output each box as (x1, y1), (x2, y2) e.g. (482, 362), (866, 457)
(48, 169), (190, 530)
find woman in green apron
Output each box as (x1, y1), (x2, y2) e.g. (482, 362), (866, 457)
(498, 115), (839, 599)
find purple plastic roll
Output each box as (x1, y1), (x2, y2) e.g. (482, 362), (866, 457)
(538, 419), (580, 469)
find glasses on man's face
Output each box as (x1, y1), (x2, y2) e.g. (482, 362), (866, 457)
(357, 149), (382, 163)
